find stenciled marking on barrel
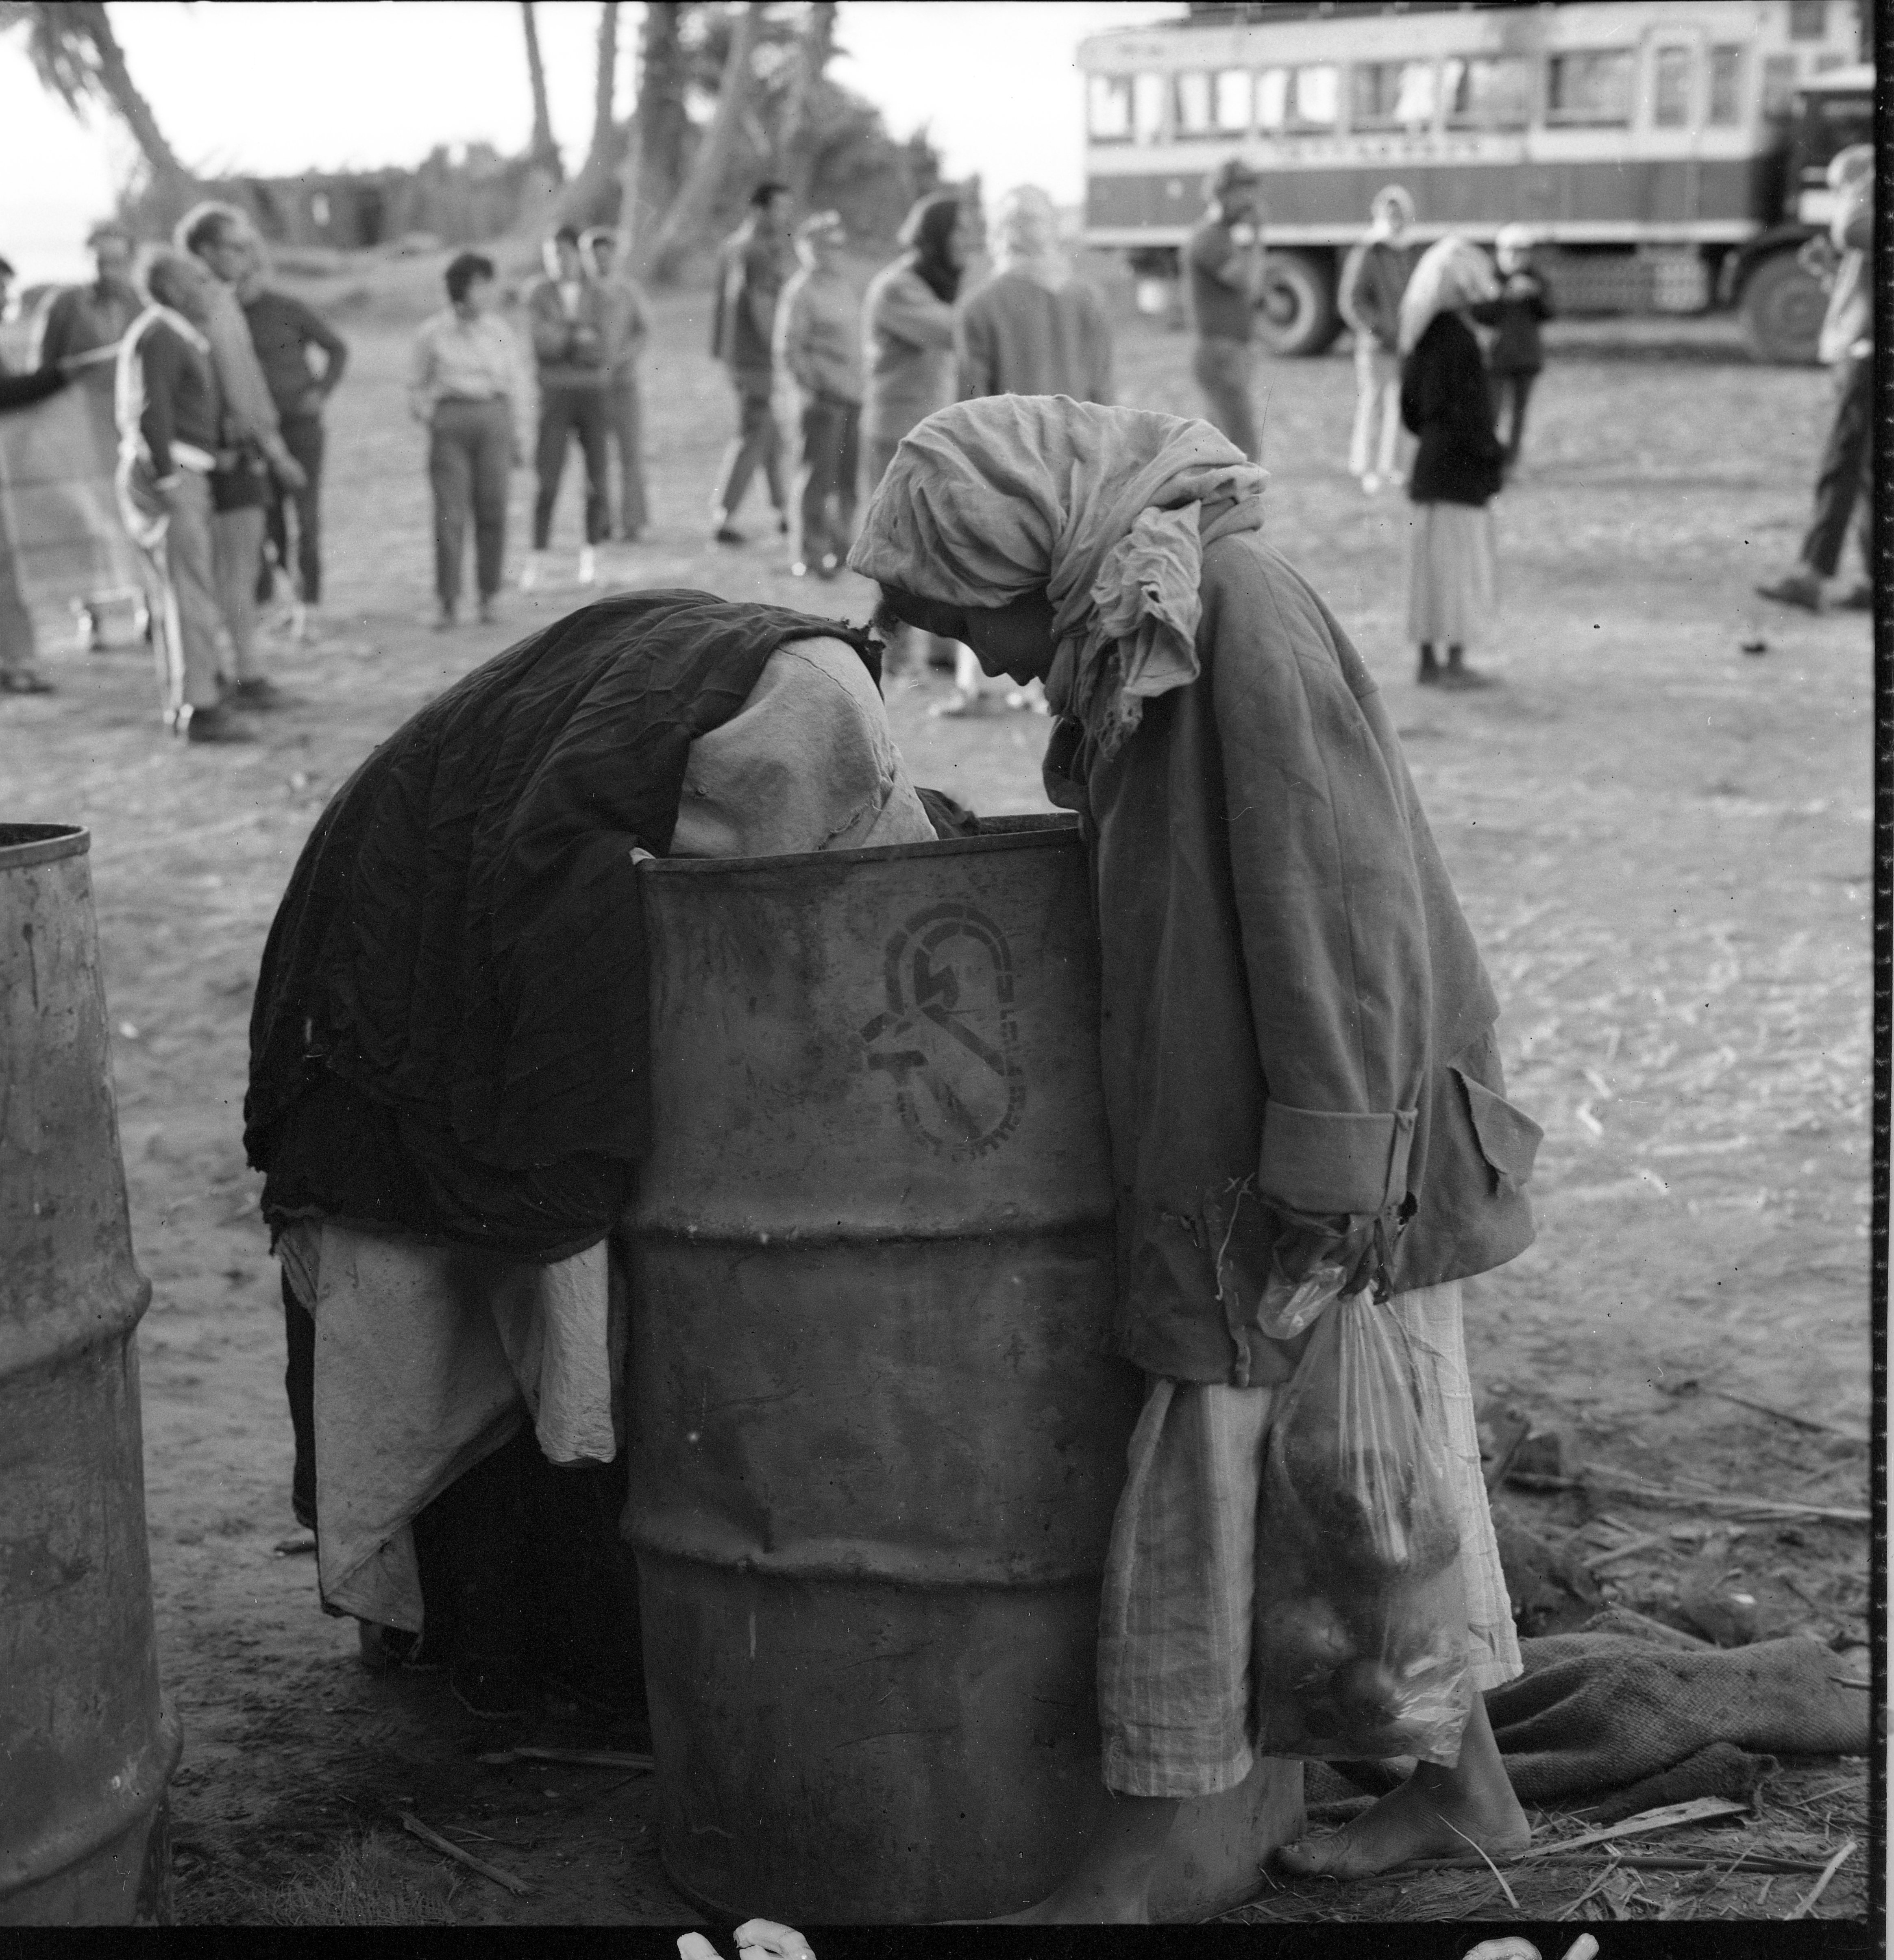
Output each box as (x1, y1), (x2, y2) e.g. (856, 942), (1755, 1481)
(858, 900), (1026, 1158)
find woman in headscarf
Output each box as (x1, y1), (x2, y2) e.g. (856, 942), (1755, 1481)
(941, 187), (1116, 719)
(862, 192), (967, 679)
(1398, 235), (1505, 689)
(852, 396), (1543, 1920)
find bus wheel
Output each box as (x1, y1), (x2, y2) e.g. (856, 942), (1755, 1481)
(1255, 250), (1339, 358)
(1740, 252), (1827, 365)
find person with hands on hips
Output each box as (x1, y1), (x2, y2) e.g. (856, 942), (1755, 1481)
(856, 395), (1544, 1922)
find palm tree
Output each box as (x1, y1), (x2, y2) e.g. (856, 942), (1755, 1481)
(0, 0), (192, 197)
(640, 0), (764, 283)
(619, 1), (688, 263)
(518, 0), (563, 182)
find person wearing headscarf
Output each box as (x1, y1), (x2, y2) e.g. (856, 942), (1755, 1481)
(1338, 184), (1419, 491)
(1398, 235), (1505, 689)
(943, 188), (1113, 719)
(1469, 224), (1555, 474)
(862, 191), (966, 678)
(1186, 158), (1269, 462)
(853, 395), (1542, 1919)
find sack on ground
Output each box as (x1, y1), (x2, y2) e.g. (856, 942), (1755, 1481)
(1253, 1291), (1472, 1766)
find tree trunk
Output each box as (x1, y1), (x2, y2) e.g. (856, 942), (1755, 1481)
(519, 0), (563, 181)
(543, 0), (624, 233)
(75, 0), (192, 194)
(640, 0), (762, 285)
(777, 0), (836, 211)
(620, 2), (689, 263)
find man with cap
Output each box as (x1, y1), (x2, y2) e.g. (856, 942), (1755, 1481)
(1186, 160), (1269, 462)
(774, 210), (863, 579)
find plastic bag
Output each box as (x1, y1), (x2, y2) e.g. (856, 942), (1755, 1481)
(1252, 1291), (1473, 1767)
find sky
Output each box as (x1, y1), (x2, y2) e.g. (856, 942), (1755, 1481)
(0, 1), (1181, 285)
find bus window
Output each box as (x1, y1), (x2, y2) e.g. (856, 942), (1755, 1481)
(1255, 67), (1290, 131)
(1215, 69), (1255, 134)
(1291, 64), (1339, 128)
(1352, 59), (1438, 130)
(1707, 46), (1745, 125)
(1176, 72), (1215, 139)
(1547, 50), (1634, 126)
(1787, 0), (1826, 39)
(1133, 72), (1167, 145)
(1088, 74), (1132, 143)
(1761, 54), (1798, 116)
(1444, 55), (1532, 130)
(1652, 45), (1695, 128)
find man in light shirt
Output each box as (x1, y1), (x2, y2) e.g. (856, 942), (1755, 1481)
(775, 211), (863, 581)
(1186, 160), (1269, 465)
(524, 225), (613, 587)
(581, 227), (650, 544)
(409, 252), (531, 628)
(176, 202), (309, 710)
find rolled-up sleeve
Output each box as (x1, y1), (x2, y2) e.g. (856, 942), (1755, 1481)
(1209, 555), (1431, 1217)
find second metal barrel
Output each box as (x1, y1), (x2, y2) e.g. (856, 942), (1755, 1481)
(624, 815), (1300, 1923)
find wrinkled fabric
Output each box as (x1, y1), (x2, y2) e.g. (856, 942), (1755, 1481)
(246, 591), (881, 1262)
(850, 395), (1266, 762)
(1397, 235), (1500, 356)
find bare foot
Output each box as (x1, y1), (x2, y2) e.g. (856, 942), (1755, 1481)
(980, 1792), (1179, 1922)
(1277, 1767), (1528, 1880)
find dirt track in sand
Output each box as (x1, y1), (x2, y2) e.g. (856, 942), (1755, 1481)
(0, 285), (1871, 1924)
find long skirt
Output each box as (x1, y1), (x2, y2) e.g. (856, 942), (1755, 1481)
(1097, 1280), (1522, 1799)
(1406, 499), (1497, 649)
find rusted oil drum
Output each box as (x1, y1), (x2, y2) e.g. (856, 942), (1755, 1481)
(0, 825), (180, 1925)
(625, 814), (1301, 1923)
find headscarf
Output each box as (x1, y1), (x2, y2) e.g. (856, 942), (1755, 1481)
(899, 192), (962, 304)
(849, 395), (1268, 762)
(1368, 183), (1415, 239)
(990, 185), (1069, 292)
(1397, 235), (1500, 355)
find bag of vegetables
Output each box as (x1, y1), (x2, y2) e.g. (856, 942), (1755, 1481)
(1252, 1292), (1472, 1766)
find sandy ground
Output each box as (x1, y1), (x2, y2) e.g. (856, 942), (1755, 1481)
(0, 281), (1871, 1926)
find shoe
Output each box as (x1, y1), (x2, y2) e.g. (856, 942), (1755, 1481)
(578, 545), (598, 587)
(789, 560), (810, 578)
(1755, 573), (1824, 614)
(0, 667), (54, 695)
(712, 525), (747, 547)
(1835, 583), (1873, 612)
(432, 605), (457, 631)
(1416, 664), (1441, 686)
(450, 1654), (539, 1720)
(520, 551), (551, 591)
(225, 677), (298, 711)
(179, 704), (254, 744)
(817, 552), (841, 580)
(1361, 473), (1382, 495)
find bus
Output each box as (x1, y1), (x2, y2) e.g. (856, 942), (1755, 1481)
(1078, 0), (1872, 361)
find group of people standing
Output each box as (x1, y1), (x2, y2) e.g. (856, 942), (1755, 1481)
(705, 178), (1115, 714)
(0, 205), (348, 737)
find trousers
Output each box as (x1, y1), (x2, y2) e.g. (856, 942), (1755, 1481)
(533, 385), (611, 549)
(429, 399), (512, 605)
(1192, 335), (1260, 462)
(261, 413), (327, 605)
(712, 367), (786, 522)
(603, 377), (649, 538)
(144, 470), (224, 719)
(1488, 370), (1537, 470)
(1350, 340), (1404, 479)
(795, 394), (860, 563)
(1800, 354), (1872, 580)
(212, 504), (266, 681)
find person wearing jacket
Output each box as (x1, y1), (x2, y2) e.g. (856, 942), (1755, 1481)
(709, 182), (793, 546)
(1338, 185), (1419, 492)
(1756, 145), (1874, 614)
(0, 336), (72, 695)
(581, 227), (651, 543)
(1398, 237), (1505, 690)
(775, 211), (863, 580)
(115, 251), (253, 743)
(854, 395), (1541, 1921)
(862, 192), (966, 677)
(1186, 158), (1269, 461)
(523, 225), (613, 586)
(1469, 224), (1554, 473)
(177, 203), (309, 712)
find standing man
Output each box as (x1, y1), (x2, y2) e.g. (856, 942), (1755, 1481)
(177, 202), (308, 712)
(237, 253), (348, 636)
(1339, 185), (1419, 492)
(1470, 224), (1554, 476)
(709, 181), (792, 547)
(37, 221), (142, 370)
(0, 332), (73, 695)
(775, 211), (862, 581)
(581, 227), (650, 544)
(115, 252), (251, 744)
(524, 225), (613, 588)
(1186, 159), (1269, 464)
(1756, 145), (1875, 614)
(409, 252), (530, 629)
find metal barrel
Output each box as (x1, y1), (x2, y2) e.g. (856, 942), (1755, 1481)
(625, 815), (1300, 1924)
(0, 825), (181, 1926)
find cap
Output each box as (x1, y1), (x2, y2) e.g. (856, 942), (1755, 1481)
(1210, 158), (1265, 198)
